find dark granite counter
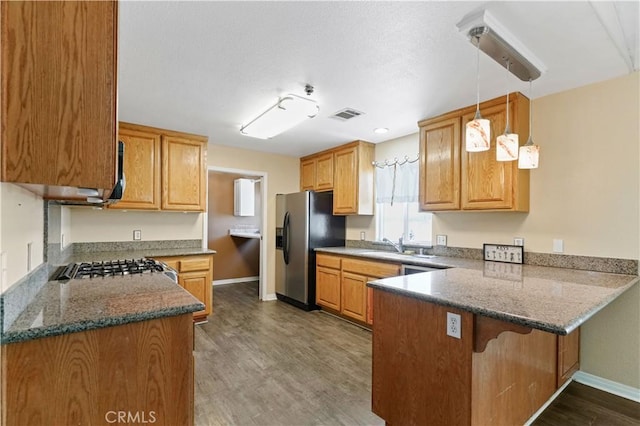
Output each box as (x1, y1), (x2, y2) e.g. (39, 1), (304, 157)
(2, 274), (204, 344)
(315, 247), (639, 335)
(66, 248), (216, 264)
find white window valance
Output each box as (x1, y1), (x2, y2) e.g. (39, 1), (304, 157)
(375, 158), (418, 205)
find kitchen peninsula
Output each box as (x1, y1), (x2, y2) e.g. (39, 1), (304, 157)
(361, 254), (638, 425)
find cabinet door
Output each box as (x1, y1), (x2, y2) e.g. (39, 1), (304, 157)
(315, 153), (334, 191)
(366, 287), (374, 325)
(300, 158), (316, 191)
(109, 126), (161, 210)
(461, 103), (515, 210)
(1, 1), (117, 190)
(180, 270), (212, 319)
(419, 117), (461, 211)
(341, 272), (367, 322)
(333, 147), (359, 214)
(316, 266), (341, 311)
(557, 328), (580, 387)
(162, 136), (207, 211)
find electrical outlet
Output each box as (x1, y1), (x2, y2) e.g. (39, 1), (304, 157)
(360, 231), (366, 241)
(436, 234), (447, 246)
(27, 242), (33, 272)
(446, 312), (461, 339)
(133, 230), (142, 241)
(514, 237), (524, 246)
(553, 239), (564, 253)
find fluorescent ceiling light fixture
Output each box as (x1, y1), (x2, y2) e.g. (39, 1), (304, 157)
(240, 94), (319, 139)
(374, 127), (389, 134)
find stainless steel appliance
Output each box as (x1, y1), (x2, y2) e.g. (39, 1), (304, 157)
(55, 258), (177, 282)
(401, 264), (442, 275)
(276, 191), (345, 310)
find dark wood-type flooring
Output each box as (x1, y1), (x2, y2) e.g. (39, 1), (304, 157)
(195, 281), (640, 426)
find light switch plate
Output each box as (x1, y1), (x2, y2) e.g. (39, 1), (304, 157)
(133, 230), (142, 241)
(436, 235), (447, 246)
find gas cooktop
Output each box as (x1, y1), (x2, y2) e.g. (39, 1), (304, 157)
(55, 258), (173, 281)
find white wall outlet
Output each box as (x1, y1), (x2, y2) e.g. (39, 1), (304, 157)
(27, 242), (33, 272)
(360, 231), (366, 241)
(553, 239), (564, 253)
(133, 230), (142, 241)
(436, 234), (447, 246)
(446, 312), (461, 339)
(514, 237), (524, 246)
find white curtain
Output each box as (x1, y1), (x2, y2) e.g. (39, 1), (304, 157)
(375, 160), (418, 205)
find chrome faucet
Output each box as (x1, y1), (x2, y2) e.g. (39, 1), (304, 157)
(383, 237), (404, 253)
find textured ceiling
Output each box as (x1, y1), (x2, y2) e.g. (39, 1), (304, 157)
(118, 1), (639, 157)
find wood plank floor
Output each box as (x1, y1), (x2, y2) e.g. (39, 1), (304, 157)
(194, 281), (383, 426)
(195, 281), (640, 426)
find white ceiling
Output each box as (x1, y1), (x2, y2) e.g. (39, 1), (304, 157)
(118, 1), (639, 158)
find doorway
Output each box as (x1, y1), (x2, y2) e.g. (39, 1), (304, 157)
(205, 166), (268, 300)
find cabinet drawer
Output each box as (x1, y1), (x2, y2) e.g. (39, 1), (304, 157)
(317, 254), (341, 269)
(179, 257), (211, 272)
(342, 258), (400, 278)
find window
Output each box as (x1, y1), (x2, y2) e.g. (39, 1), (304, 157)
(376, 202), (432, 246)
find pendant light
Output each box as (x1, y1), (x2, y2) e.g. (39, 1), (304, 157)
(496, 61), (519, 161)
(465, 28), (491, 152)
(518, 79), (540, 169)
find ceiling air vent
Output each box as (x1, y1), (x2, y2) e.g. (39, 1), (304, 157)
(331, 108), (365, 121)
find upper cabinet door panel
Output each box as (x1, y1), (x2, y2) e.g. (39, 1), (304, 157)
(461, 103), (513, 210)
(162, 136), (207, 211)
(315, 152), (334, 191)
(300, 158), (316, 191)
(109, 128), (161, 210)
(419, 117), (461, 211)
(1, 1), (117, 189)
(333, 146), (358, 214)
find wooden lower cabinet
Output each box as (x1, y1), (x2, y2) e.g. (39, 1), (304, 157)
(558, 328), (580, 387)
(154, 254), (214, 322)
(372, 289), (581, 426)
(315, 253), (399, 325)
(2, 314), (194, 426)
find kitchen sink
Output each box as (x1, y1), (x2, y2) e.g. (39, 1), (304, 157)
(357, 251), (436, 260)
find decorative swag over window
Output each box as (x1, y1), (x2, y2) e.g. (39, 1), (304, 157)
(374, 157), (419, 205)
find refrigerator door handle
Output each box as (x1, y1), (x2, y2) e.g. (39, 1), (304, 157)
(283, 211), (290, 265)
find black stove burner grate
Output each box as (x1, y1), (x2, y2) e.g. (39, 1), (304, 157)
(56, 258), (167, 280)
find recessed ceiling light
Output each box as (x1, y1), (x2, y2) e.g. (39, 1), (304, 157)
(374, 128), (389, 134)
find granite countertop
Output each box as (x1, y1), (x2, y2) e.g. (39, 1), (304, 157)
(2, 274), (204, 344)
(65, 248), (216, 265)
(316, 247), (639, 335)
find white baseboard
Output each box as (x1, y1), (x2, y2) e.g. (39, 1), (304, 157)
(572, 371), (640, 402)
(262, 293), (277, 301)
(524, 378), (573, 425)
(212, 276), (259, 286)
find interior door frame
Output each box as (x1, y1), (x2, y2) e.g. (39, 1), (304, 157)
(204, 166), (269, 301)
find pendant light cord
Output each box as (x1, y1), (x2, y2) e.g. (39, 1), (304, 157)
(505, 61), (510, 134)
(475, 36), (481, 117)
(528, 78), (533, 143)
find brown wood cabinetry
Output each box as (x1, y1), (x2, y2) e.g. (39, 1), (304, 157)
(300, 141), (374, 215)
(315, 253), (399, 325)
(154, 254), (214, 322)
(1, 1), (118, 199)
(372, 289), (581, 426)
(2, 314), (194, 426)
(557, 328), (580, 387)
(418, 93), (530, 212)
(111, 123), (207, 212)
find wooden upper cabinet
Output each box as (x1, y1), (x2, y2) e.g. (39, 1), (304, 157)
(418, 93), (530, 212)
(333, 141), (375, 215)
(162, 135), (207, 211)
(112, 122), (207, 212)
(299, 152), (334, 192)
(1, 1), (118, 196)
(419, 117), (461, 211)
(300, 158), (317, 190)
(110, 125), (161, 210)
(315, 152), (334, 191)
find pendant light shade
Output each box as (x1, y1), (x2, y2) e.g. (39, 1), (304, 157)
(518, 79), (540, 169)
(466, 28), (490, 152)
(496, 61), (519, 161)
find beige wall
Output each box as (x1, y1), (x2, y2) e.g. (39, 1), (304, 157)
(0, 183), (44, 292)
(207, 143), (300, 296)
(68, 208), (203, 243)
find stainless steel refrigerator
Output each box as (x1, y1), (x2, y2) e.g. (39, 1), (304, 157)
(275, 191), (345, 310)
